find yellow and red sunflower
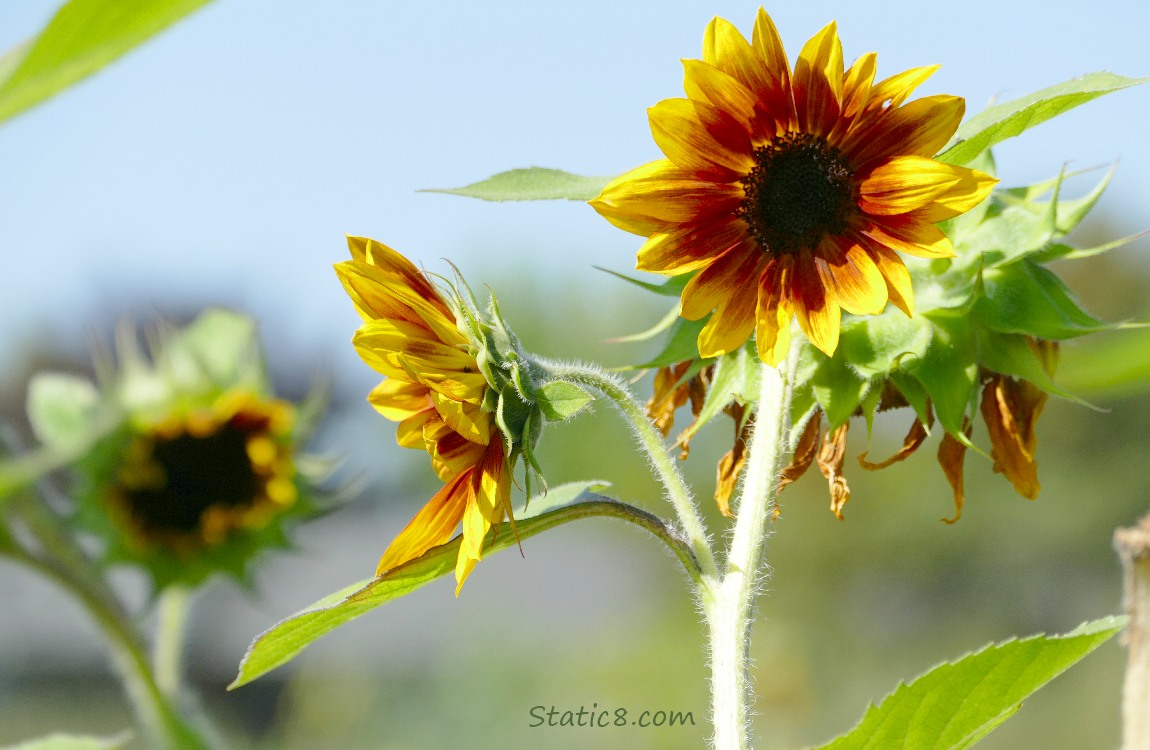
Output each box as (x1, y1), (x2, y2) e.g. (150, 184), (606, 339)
(591, 9), (997, 364)
(335, 236), (512, 592)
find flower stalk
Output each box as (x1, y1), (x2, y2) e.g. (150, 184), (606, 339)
(543, 361), (718, 582)
(1, 501), (210, 750)
(1116, 511), (1150, 750)
(704, 344), (800, 749)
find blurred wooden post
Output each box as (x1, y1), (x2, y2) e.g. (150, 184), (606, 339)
(1116, 512), (1150, 750)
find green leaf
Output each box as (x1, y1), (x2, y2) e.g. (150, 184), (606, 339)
(810, 352), (871, 428)
(1032, 230), (1149, 263)
(675, 346), (756, 446)
(422, 168), (614, 201)
(0, 0), (215, 124)
(0, 732), (132, 750)
(624, 316), (707, 370)
(976, 261), (1110, 339)
(596, 266), (691, 297)
(810, 615), (1125, 750)
(536, 380), (594, 421)
(1057, 327), (1150, 397)
(606, 305), (680, 345)
(839, 312), (933, 379)
(938, 72), (1147, 166)
(26, 373), (102, 449)
(908, 316), (977, 436)
(229, 483), (695, 689)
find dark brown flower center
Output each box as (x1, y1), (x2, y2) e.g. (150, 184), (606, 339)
(121, 421), (263, 536)
(737, 132), (855, 255)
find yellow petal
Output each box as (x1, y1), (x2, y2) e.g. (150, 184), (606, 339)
(859, 217), (954, 258)
(791, 253), (841, 355)
(865, 242), (915, 316)
(682, 59), (758, 129)
(793, 21), (844, 137)
(368, 378), (432, 421)
(755, 262), (793, 366)
(857, 155), (968, 216)
(680, 238), (762, 320)
(637, 216), (747, 274)
(840, 52), (877, 122)
(867, 64), (940, 111)
(702, 16), (772, 106)
(396, 407), (436, 449)
(697, 274), (758, 357)
(846, 95), (964, 167)
(750, 8), (796, 132)
(376, 471), (470, 575)
(345, 236), (450, 318)
(589, 158), (743, 227)
(649, 98), (754, 180)
(908, 166), (998, 223)
(430, 390), (491, 445)
(816, 237), (889, 315)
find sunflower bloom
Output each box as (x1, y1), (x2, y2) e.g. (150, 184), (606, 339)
(108, 390), (297, 554)
(334, 236), (514, 592)
(591, 9), (997, 364)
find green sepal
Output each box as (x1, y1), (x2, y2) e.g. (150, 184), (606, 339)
(229, 482), (698, 689)
(606, 305), (680, 345)
(809, 350), (872, 429)
(938, 72), (1147, 166)
(888, 370), (932, 429)
(906, 315), (978, 438)
(810, 616), (1126, 750)
(422, 168), (614, 202)
(975, 329), (1095, 407)
(975, 260), (1110, 339)
(838, 312), (933, 379)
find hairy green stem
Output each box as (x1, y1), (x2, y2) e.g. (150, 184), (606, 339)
(542, 362), (718, 580)
(705, 345), (799, 750)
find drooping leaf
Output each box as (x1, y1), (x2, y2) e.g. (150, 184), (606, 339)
(908, 315), (978, 437)
(230, 483), (695, 688)
(0, 0), (215, 124)
(976, 261), (1110, 339)
(810, 351), (871, 428)
(810, 616), (1125, 750)
(423, 168), (614, 201)
(838, 312), (933, 379)
(938, 72), (1147, 166)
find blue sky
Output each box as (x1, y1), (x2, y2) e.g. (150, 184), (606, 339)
(0, 0), (1147, 388)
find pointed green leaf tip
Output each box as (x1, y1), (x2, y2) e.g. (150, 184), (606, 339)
(536, 381), (594, 421)
(0, 0), (216, 124)
(423, 168), (614, 201)
(939, 72), (1147, 166)
(810, 615), (1126, 750)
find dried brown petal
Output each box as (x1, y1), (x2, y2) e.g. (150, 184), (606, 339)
(858, 417), (930, 470)
(646, 361), (693, 437)
(779, 411), (821, 492)
(981, 374), (1046, 500)
(817, 422), (851, 519)
(714, 404), (753, 518)
(937, 419), (973, 524)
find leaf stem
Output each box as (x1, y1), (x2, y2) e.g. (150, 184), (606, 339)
(704, 344), (799, 750)
(539, 361), (718, 580)
(154, 585), (193, 701)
